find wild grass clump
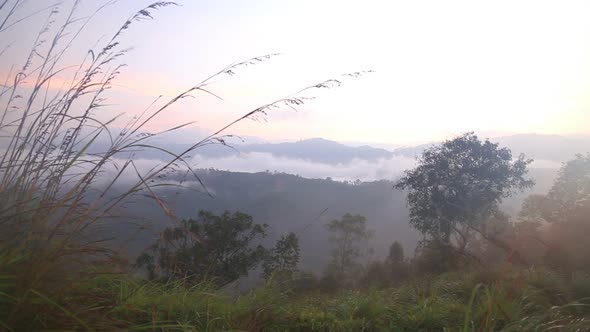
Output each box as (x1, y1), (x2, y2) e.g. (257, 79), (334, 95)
(0, 1), (366, 330)
(3, 266), (589, 331)
(459, 268), (590, 332)
(0, 2), (190, 328)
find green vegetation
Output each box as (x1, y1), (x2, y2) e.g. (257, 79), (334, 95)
(136, 211), (270, 286)
(325, 213), (373, 287)
(395, 132), (534, 258)
(262, 232), (300, 282)
(3, 138), (589, 331)
(136, 210), (301, 287)
(1, 1), (590, 331)
(3, 267), (590, 331)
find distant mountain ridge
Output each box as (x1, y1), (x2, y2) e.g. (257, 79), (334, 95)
(390, 134), (590, 163)
(229, 133), (590, 164)
(238, 138), (394, 164)
(113, 137), (396, 164)
(94, 129), (589, 167)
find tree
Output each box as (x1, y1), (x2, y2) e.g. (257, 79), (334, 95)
(519, 154), (590, 272)
(387, 241), (404, 265)
(262, 232), (300, 281)
(522, 153), (590, 224)
(395, 132), (534, 254)
(326, 213), (373, 277)
(136, 210), (268, 287)
(387, 241), (408, 283)
(365, 241), (407, 288)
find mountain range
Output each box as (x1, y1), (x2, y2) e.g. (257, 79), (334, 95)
(117, 132), (589, 166)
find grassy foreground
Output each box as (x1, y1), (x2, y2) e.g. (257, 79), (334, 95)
(2, 267), (589, 331)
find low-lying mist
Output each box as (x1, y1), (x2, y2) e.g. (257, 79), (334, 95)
(189, 152), (417, 182)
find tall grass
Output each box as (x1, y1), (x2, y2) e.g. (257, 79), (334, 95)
(0, 1), (366, 330)
(32, 268), (582, 331)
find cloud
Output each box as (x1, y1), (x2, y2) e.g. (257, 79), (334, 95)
(189, 152), (417, 182)
(83, 151), (563, 190)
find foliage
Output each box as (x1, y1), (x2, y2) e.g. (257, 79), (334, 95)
(289, 271), (321, 293)
(544, 153), (590, 223)
(521, 153), (590, 224)
(136, 210), (268, 287)
(0, 0), (362, 327)
(2, 267), (588, 331)
(263, 232), (301, 281)
(395, 132), (534, 255)
(387, 241), (409, 283)
(412, 237), (470, 274)
(326, 213), (373, 283)
(388, 241), (405, 265)
(0, 2), (192, 328)
(364, 241), (409, 288)
(518, 154), (590, 272)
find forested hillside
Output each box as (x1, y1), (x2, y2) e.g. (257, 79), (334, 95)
(109, 166), (557, 276)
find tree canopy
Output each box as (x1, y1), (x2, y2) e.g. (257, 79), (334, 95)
(395, 132), (534, 246)
(136, 210), (268, 287)
(262, 232), (300, 281)
(521, 153), (590, 224)
(326, 213), (373, 276)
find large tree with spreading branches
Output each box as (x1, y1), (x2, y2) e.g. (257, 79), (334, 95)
(395, 132), (534, 256)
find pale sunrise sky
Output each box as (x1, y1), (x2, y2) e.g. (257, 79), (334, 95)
(3, 0), (590, 145)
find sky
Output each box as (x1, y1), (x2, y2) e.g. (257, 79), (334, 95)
(3, 0), (590, 146)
